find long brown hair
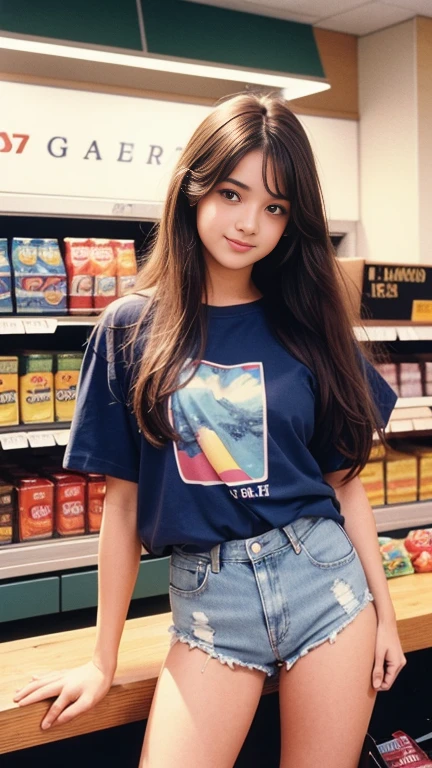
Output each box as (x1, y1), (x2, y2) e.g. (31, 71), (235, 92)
(127, 91), (390, 484)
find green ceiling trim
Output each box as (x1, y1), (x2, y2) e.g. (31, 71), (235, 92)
(0, 0), (142, 50)
(141, 0), (325, 77)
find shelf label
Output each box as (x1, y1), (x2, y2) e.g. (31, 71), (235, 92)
(0, 432), (28, 450)
(23, 318), (58, 334)
(0, 318), (25, 334)
(53, 430), (70, 446)
(28, 431), (57, 448)
(112, 202), (134, 216)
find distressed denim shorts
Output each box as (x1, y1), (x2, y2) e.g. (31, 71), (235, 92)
(168, 515), (374, 677)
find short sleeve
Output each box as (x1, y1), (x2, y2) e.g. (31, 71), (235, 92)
(63, 311), (140, 483)
(315, 352), (398, 474)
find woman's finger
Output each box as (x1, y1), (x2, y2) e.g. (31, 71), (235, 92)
(372, 652), (385, 689)
(41, 690), (79, 730)
(51, 696), (93, 727)
(14, 673), (64, 700)
(15, 680), (65, 707)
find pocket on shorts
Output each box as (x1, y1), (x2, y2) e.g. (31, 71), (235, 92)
(298, 517), (356, 568)
(169, 552), (211, 597)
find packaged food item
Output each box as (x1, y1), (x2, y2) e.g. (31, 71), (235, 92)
(378, 731), (432, 767)
(15, 475), (54, 541)
(385, 447), (417, 504)
(399, 362), (422, 398)
(55, 353), (83, 422)
(91, 239), (117, 310)
(375, 362), (399, 397)
(114, 239), (138, 297)
(87, 473), (106, 533)
(424, 361), (432, 395)
(64, 238), (94, 314)
(0, 239), (13, 313)
(378, 536), (415, 578)
(360, 460), (385, 507)
(0, 479), (14, 545)
(19, 353), (54, 423)
(404, 528), (432, 572)
(11, 238), (67, 314)
(0, 356), (19, 426)
(48, 472), (86, 537)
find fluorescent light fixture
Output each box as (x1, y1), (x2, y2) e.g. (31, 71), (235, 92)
(0, 34), (330, 100)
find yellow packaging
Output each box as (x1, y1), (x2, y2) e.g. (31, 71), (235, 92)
(369, 442), (386, 461)
(55, 353), (83, 422)
(390, 441), (432, 501)
(0, 356), (19, 426)
(385, 448), (417, 504)
(19, 353), (54, 423)
(360, 460), (385, 507)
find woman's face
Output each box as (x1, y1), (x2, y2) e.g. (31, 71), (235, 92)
(196, 150), (290, 274)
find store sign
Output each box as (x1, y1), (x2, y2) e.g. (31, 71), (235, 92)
(0, 81), (211, 202)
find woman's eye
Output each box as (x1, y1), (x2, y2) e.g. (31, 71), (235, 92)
(219, 189), (240, 202)
(267, 204), (285, 215)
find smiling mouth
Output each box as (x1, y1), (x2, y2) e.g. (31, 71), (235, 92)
(225, 237), (255, 247)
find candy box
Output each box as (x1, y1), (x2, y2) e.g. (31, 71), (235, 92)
(12, 238), (67, 314)
(0, 239), (13, 313)
(378, 731), (432, 767)
(378, 536), (415, 578)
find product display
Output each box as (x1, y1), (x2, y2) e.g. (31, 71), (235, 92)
(379, 537), (415, 579)
(48, 471), (86, 537)
(0, 479), (14, 545)
(0, 239), (13, 313)
(0, 356), (19, 426)
(404, 528), (432, 572)
(378, 731), (432, 767)
(11, 238), (67, 314)
(54, 352), (84, 422)
(19, 353), (54, 423)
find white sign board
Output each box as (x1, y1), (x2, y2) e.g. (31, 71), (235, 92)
(0, 81), (358, 220)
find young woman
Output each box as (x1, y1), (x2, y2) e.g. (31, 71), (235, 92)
(14, 93), (405, 767)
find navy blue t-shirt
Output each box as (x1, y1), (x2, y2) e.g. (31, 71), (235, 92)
(63, 294), (398, 557)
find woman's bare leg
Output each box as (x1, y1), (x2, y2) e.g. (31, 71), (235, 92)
(139, 639), (267, 767)
(278, 602), (378, 768)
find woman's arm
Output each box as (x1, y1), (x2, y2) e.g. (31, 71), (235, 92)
(323, 469), (407, 689)
(92, 475), (142, 677)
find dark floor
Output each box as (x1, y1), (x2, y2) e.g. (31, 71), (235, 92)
(2, 600), (432, 767)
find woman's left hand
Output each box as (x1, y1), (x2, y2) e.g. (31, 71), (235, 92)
(372, 619), (407, 691)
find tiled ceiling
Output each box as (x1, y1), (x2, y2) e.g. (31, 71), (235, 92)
(182, 0), (432, 36)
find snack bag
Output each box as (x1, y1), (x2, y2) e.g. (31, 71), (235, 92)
(87, 473), (106, 533)
(378, 536), (415, 578)
(11, 238), (67, 314)
(15, 476), (54, 541)
(0, 356), (19, 426)
(404, 528), (432, 572)
(64, 238), (93, 314)
(91, 239), (116, 310)
(378, 731), (432, 767)
(114, 239), (138, 297)
(48, 472), (86, 537)
(0, 239), (13, 313)
(55, 353), (83, 422)
(19, 353), (54, 423)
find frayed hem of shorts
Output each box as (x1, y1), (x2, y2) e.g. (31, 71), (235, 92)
(167, 625), (274, 677)
(280, 588), (374, 673)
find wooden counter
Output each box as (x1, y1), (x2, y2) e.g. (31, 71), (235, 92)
(1, 572), (431, 754)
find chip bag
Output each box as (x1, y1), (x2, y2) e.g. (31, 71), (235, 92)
(404, 528), (432, 572)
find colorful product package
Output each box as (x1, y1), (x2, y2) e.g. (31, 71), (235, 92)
(0, 239), (13, 313)
(14, 475), (54, 542)
(11, 238), (67, 314)
(0, 479), (14, 545)
(0, 356), (19, 426)
(64, 238), (94, 314)
(91, 239), (117, 310)
(404, 528), (432, 572)
(48, 472), (86, 537)
(55, 353), (83, 422)
(385, 448), (417, 504)
(378, 536), (415, 579)
(114, 239), (138, 297)
(19, 353), (54, 423)
(86, 473), (106, 533)
(378, 731), (432, 767)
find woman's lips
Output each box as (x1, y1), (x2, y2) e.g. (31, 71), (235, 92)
(225, 236), (255, 252)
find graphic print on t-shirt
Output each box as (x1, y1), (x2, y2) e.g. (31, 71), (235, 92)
(169, 360), (268, 486)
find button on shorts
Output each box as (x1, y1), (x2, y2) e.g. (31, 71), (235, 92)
(168, 515), (374, 677)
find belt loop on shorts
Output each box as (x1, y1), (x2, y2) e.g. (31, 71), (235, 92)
(282, 524), (302, 555)
(210, 543), (221, 573)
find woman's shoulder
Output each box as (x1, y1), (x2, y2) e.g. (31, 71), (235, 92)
(99, 291), (152, 331)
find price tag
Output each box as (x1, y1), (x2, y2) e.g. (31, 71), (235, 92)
(28, 431), (56, 448)
(0, 318), (25, 334)
(53, 430), (70, 446)
(0, 432), (28, 450)
(23, 318), (58, 334)
(112, 202), (134, 217)
(397, 327), (420, 341)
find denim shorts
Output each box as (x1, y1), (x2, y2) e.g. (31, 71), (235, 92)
(168, 515), (374, 677)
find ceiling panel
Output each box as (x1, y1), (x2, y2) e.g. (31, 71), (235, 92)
(317, 2), (415, 35)
(182, 0), (320, 22)
(380, 0), (432, 13)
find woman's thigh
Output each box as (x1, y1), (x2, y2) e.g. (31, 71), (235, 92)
(139, 640), (267, 768)
(278, 601), (378, 768)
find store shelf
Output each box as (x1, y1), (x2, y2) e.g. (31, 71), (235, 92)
(0, 535), (100, 579)
(0, 315), (98, 334)
(354, 323), (432, 341)
(395, 397), (432, 408)
(0, 422), (71, 450)
(373, 500), (432, 532)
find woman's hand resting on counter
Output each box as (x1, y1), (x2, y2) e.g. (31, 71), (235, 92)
(13, 660), (114, 730)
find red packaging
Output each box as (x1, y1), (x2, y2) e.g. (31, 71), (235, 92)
(404, 528), (432, 572)
(64, 238), (94, 314)
(378, 731), (432, 766)
(16, 476), (54, 541)
(87, 473), (106, 533)
(91, 240), (116, 310)
(48, 472), (86, 537)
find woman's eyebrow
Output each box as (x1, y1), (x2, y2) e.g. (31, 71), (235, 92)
(221, 177), (289, 201)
